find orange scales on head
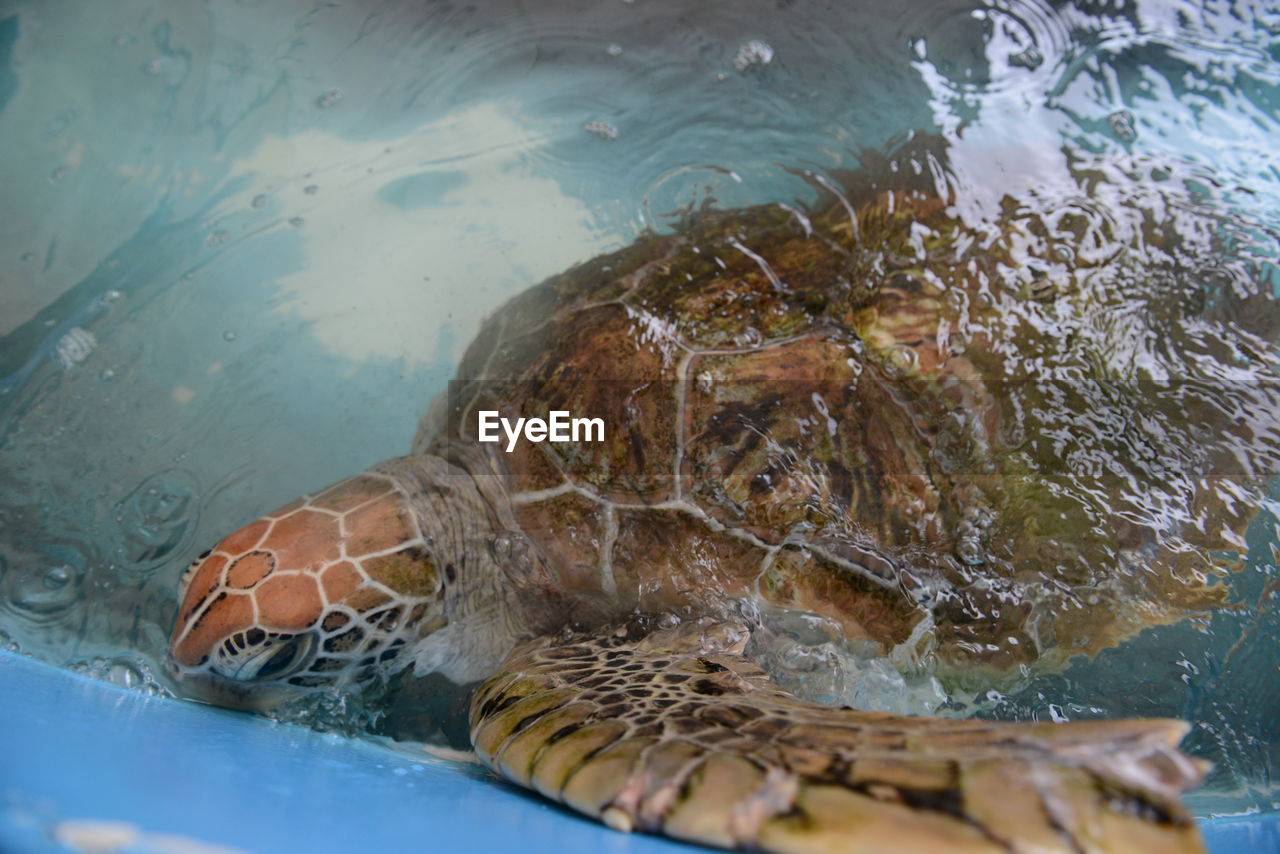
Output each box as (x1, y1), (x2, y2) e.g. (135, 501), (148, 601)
(168, 472), (444, 707)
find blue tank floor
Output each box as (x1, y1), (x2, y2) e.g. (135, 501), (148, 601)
(1, 651), (1276, 854)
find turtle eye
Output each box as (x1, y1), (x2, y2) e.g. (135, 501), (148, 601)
(233, 634), (316, 682)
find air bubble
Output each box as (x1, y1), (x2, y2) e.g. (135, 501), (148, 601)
(289, 216), (306, 227)
(316, 89), (342, 109)
(1008, 46), (1043, 69)
(733, 40), (775, 71)
(206, 230), (229, 248)
(304, 184), (319, 195)
(7, 546), (87, 624)
(882, 343), (919, 378)
(956, 539), (986, 566)
(606, 43), (623, 56)
(583, 120), (618, 140)
(44, 566), (71, 589)
(54, 328), (96, 369)
(106, 660), (144, 689)
(222, 330), (237, 342)
(252, 194), (268, 209)
(68, 656), (174, 697)
(1107, 110), (1137, 143)
(487, 532), (531, 563)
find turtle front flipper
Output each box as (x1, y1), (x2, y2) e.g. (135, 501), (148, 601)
(470, 619), (1208, 854)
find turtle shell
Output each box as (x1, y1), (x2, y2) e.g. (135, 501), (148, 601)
(417, 172), (1278, 675)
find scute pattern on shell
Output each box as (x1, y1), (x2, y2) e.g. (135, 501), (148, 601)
(418, 153), (1276, 676)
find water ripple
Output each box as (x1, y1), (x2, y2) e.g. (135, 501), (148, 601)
(113, 469), (201, 574)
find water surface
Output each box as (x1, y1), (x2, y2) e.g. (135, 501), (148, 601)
(0, 0), (1277, 819)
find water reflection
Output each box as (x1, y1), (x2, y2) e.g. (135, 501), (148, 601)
(0, 0), (1276, 818)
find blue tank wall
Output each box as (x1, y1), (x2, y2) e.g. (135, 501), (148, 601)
(1, 652), (1275, 854)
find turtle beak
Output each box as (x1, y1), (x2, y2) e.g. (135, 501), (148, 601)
(167, 660), (306, 710)
(165, 633), (318, 710)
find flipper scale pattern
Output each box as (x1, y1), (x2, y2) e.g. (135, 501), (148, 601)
(470, 619), (1208, 854)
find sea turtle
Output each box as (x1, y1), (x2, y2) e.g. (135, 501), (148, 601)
(166, 156), (1272, 852)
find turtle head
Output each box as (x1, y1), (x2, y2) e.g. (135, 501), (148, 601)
(167, 469), (447, 709)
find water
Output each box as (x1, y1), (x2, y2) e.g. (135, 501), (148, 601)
(1, 0), (1278, 820)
